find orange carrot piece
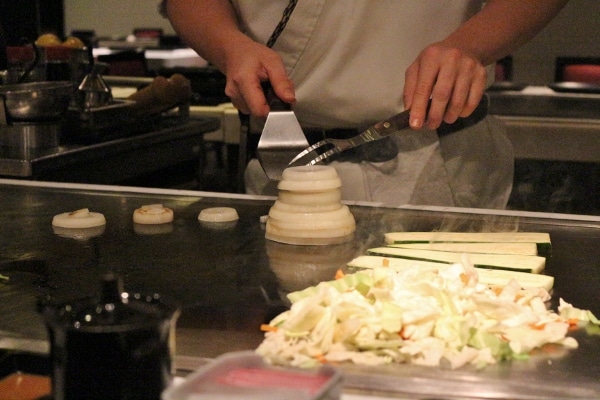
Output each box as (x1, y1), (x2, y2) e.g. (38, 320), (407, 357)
(399, 327), (409, 340)
(567, 318), (580, 331)
(491, 286), (503, 296)
(314, 354), (328, 364)
(460, 273), (469, 284)
(529, 323), (546, 330)
(260, 324), (278, 332)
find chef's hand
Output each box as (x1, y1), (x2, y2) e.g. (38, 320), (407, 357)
(403, 42), (487, 130)
(222, 38), (296, 117)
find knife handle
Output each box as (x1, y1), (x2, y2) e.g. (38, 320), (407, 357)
(261, 81), (290, 111)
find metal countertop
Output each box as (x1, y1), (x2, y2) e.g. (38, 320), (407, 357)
(487, 84), (600, 120)
(0, 117), (219, 181)
(486, 85), (600, 164)
(0, 180), (599, 399)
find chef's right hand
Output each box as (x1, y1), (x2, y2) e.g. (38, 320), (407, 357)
(223, 38), (296, 117)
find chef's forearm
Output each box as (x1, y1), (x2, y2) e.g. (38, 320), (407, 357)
(442, 0), (569, 65)
(164, 0), (250, 73)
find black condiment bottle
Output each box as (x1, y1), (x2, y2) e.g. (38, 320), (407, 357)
(38, 273), (180, 400)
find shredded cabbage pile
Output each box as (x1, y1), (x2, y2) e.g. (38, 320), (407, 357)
(256, 258), (598, 369)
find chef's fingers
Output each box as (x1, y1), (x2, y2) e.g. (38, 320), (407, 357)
(238, 75), (294, 118)
(443, 59), (487, 124)
(403, 57), (437, 130)
(402, 61), (419, 111)
(460, 66), (487, 118)
(228, 94), (250, 116)
(427, 47), (486, 129)
(267, 70), (296, 107)
(437, 58), (470, 125)
(404, 43), (492, 129)
(225, 74), (265, 116)
(223, 44), (288, 118)
(426, 52), (462, 130)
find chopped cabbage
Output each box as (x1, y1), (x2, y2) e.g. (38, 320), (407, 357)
(256, 260), (598, 369)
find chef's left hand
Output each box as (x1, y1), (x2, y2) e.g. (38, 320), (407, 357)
(403, 42), (487, 130)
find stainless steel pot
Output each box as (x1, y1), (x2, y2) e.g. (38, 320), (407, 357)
(0, 81), (72, 122)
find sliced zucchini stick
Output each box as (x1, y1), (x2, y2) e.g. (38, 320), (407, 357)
(384, 232), (552, 256)
(389, 242), (538, 256)
(348, 255), (554, 290)
(367, 247), (546, 273)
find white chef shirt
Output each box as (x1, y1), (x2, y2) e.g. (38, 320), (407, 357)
(235, 0), (514, 209)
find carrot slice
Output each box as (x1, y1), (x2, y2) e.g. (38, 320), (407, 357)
(260, 324), (278, 332)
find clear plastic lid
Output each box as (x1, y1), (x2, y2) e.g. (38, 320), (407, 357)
(162, 351), (342, 400)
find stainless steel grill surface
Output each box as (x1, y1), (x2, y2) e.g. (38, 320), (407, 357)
(0, 179), (599, 399)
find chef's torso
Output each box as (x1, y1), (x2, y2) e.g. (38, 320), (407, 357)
(236, 0), (512, 210)
(231, 0), (484, 128)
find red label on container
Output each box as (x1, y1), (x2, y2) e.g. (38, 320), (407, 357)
(215, 367), (329, 395)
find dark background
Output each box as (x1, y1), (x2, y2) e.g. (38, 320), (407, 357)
(0, 0), (64, 69)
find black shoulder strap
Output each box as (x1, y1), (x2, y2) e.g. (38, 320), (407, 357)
(266, 0), (299, 48)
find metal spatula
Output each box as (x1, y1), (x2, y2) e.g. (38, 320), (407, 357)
(257, 82), (309, 181)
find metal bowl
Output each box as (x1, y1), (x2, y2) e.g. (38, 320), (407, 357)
(0, 81), (72, 122)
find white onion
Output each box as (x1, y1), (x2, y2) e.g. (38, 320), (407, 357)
(281, 165), (339, 181)
(198, 207), (239, 222)
(268, 204), (351, 224)
(266, 165), (355, 245)
(265, 228), (355, 245)
(133, 204), (174, 225)
(277, 189), (341, 205)
(278, 177), (341, 192)
(52, 208), (106, 229)
(266, 213), (355, 232)
(269, 200), (342, 214)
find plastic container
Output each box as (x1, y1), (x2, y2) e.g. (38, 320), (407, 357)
(162, 351), (342, 400)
